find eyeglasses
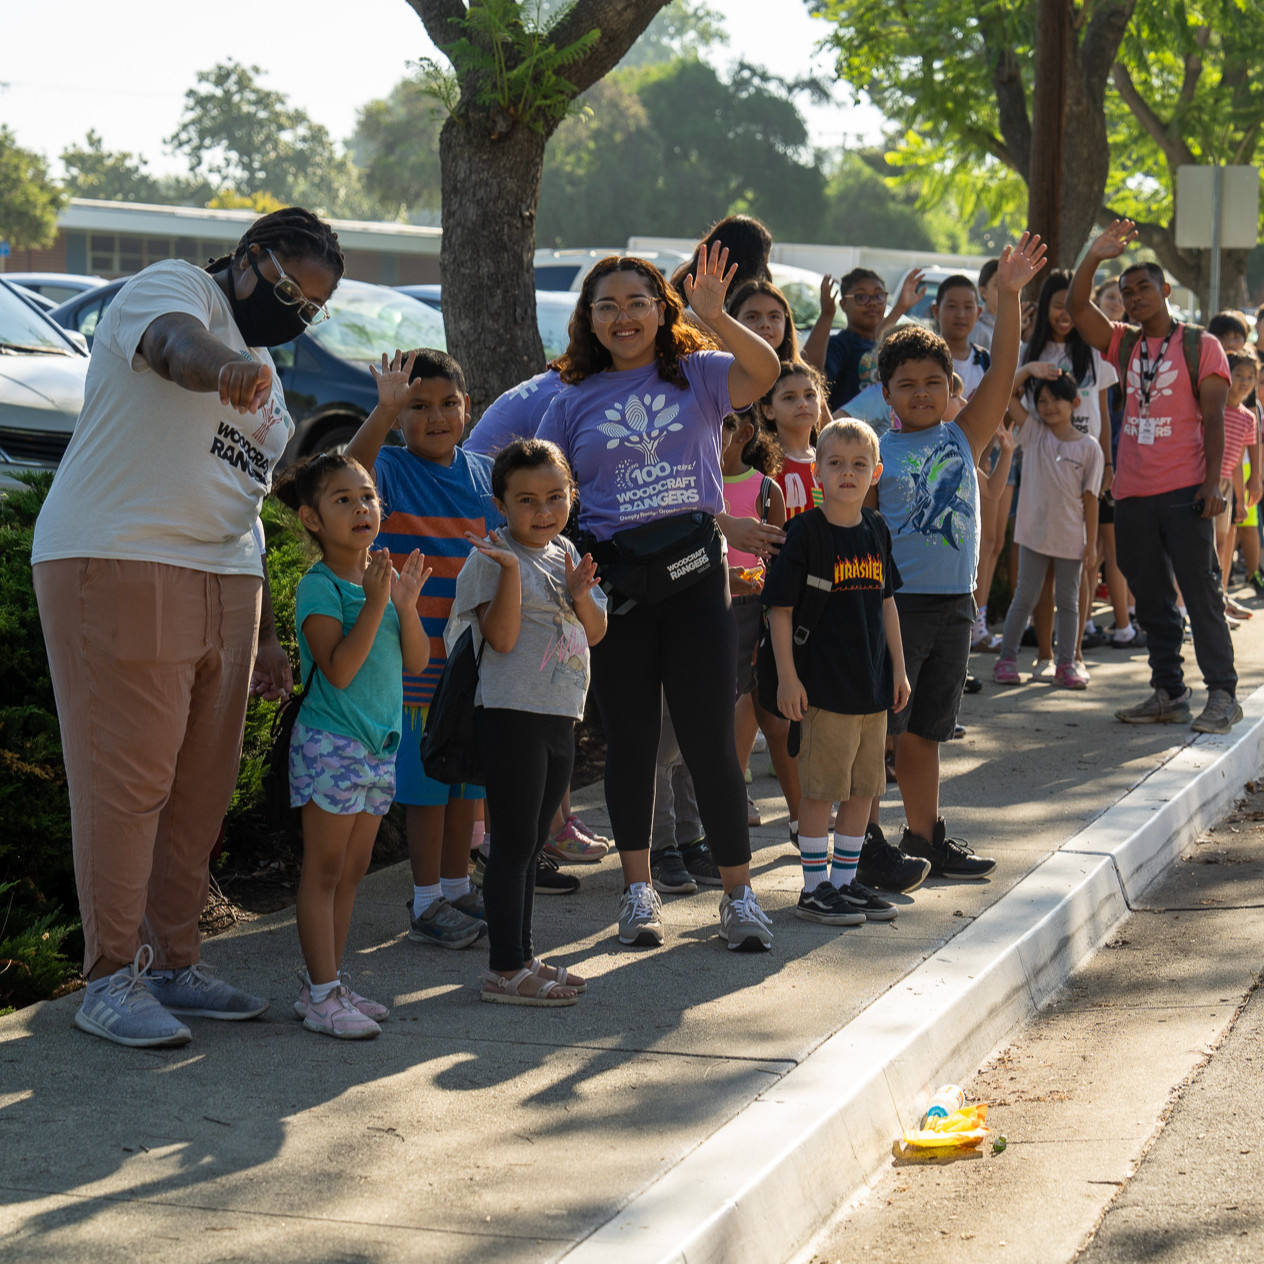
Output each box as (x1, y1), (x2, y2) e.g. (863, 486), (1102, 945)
(592, 297), (659, 322)
(841, 292), (888, 306)
(262, 247), (331, 326)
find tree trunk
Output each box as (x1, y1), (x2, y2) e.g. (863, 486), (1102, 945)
(1028, 0), (1069, 271)
(438, 114), (549, 415)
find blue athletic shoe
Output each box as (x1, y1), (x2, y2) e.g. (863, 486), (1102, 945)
(74, 945), (192, 1048)
(145, 961), (269, 1020)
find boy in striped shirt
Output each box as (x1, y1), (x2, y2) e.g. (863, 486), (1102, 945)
(347, 349), (500, 949)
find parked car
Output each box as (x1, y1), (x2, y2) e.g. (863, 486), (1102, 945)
(3, 272), (107, 306)
(398, 284), (578, 361)
(8, 284), (59, 314)
(0, 279), (90, 490)
(889, 266), (973, 328)
(50, 276), (449, 463)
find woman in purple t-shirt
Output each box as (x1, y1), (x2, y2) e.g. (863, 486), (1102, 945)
(537, 246), (779, 951)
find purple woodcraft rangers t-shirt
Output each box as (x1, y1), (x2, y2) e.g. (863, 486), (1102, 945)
(536, 351), (734, 542)
(465, 369), (564, 456)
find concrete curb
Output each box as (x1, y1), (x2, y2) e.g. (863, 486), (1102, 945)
(558, 684), (1264, 1264)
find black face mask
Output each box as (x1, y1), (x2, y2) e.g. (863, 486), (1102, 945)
(227, 250), (309, 348)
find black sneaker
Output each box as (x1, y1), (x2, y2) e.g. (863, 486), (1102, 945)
(1250, 569), (1264, 596)
(788, 824), (800, 851)
(535, 852), (580, 895)
(651, 847), (698, 895)
(962, 674), (982, 695)
(835, 879), (898, 921)
(794, 882), (866, 926)
(679, 838), (722, 887)
(901, 818), (996, 880)
(856, 822), (930, 894)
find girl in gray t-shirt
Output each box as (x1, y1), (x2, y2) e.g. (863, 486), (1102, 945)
(451, 439), (608, 1006)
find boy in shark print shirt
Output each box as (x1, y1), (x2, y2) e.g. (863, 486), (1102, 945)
(866, 234), (1048, 882)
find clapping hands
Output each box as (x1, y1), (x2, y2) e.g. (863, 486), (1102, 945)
(391, 548), (432, 611)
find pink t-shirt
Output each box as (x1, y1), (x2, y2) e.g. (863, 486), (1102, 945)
(1222, 403), (1258, 480)
(722, 468), (773, 569)
(1105, 322), (1230, 499)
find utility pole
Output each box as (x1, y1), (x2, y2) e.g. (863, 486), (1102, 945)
(1028, 0), (1071, 278)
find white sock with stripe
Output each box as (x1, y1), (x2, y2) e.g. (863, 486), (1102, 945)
(800, 835), (829, 892)
(829, 833), (863, 888)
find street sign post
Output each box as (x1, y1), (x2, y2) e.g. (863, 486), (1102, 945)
(1174, 165), (1260, 315)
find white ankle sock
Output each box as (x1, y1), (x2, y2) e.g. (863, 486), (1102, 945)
(800, 835), (828, 891)
(309, 978), (338, 1004)
(413, 883), (443, 918)
(441, 876), (470, 903)
(829, 834), (863, 888)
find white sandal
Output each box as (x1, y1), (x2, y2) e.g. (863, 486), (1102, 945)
(480, 967), (578, 1007)
(528, 958), (587, 993)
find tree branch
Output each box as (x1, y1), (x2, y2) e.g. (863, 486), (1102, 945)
(406, 0), (466, 50)
(976, 20), (1031, 183)
(1178, 27), (1210, 108)
(1110, 62), (1196, 169)
(546, 0), (670, 96)
(1077, 0), (1137, 99)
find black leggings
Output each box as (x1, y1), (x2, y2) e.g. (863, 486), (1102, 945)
(590, 565), (749, 867)
(476, 708), (575, 972)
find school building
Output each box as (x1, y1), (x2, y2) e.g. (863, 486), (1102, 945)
(2, 199), (442, 285)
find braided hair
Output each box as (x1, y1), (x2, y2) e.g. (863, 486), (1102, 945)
(205, 206), (345, 278)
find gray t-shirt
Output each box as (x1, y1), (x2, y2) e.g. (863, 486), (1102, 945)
(451, 533), (605, 719)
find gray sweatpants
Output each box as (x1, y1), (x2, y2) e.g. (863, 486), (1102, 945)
(652, 704), (702, 852)
(1000, 546), (1082, 666)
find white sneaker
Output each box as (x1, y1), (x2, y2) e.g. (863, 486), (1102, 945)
(1031, 658), (1056, 681)
(618, 883), (664, 946)
(719, 885), (773, 952)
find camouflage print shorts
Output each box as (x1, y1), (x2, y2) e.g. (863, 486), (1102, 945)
(289, 719), (396, 817)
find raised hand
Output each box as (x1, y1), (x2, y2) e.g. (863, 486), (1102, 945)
(465, 529), (520, 570)
(683, 240), (739, 324)
(391, 548), (432, 611)
(996, 232), (1048, 294)
(996, 417), (1017, 454)
(818, 274), (837, 325)
(362, 547), (394, 607)
(1088, 219), (1138, 261)
(369, 349), (422, 413)
(896, 266), (927, 313)
(565, 550), (600, 601)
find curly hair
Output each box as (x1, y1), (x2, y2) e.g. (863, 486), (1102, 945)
(555, 256), (716, 388)
(205, 206), (345, 279)
(726, 279), (799, 361)
(877, 326), (953, 387)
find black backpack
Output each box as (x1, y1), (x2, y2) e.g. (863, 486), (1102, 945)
(419, 625), (486, 786)
(755, 508), (835, 753)
(262, 665), (315, 834)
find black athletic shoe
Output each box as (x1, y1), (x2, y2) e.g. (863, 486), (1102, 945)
(794, 882), (866, 926)
(963, 674), (982, 695)
(680, 838), (723, 887)
(788, 824), (800, 851)
(651, 846), (698, 895)
(835, 879), (899, 921)
(535, 852), (581, 895)
(1080, 628), (1109, 650)
(856, 822), (931, 894)
(901, 818), (997, 880)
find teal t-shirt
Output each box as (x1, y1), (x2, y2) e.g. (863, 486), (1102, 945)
(295, 560), (404, 757)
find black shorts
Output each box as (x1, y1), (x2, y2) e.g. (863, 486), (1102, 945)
(732, 595), (762, 696)
(888, 592), (975, 742)
(1099, 492), (1115, 526)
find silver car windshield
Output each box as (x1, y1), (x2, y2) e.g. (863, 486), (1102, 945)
(0, 283), (72, 353)
(306, 283), (448, 361)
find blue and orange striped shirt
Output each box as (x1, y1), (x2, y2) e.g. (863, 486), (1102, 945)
(373, 445), (501, 708)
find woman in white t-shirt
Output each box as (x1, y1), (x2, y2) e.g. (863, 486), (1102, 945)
(1009, 271), (1119, 671)
(31, 208), (344, 1049)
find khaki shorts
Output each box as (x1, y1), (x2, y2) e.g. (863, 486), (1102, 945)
(797, 707), (887, 802)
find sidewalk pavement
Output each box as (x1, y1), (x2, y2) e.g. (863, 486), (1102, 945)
(3, 621), (1264, 1264)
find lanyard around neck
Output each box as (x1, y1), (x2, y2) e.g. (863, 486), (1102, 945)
(1136, 323), (1177, 417)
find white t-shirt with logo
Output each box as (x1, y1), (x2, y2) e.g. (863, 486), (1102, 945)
(32, 260), (293, 576)
(1020, 341), (1118, 443)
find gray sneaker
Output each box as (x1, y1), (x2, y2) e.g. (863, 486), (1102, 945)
(146, 961), (269, 1020)
(1115, 685), (1192, 725)
(718, 884), (773, 952)
(617, 883), (664, 946)
(1192, 689), (1244, 734)
(74, 945), (192, 1048)
(406, 897), (487, 948)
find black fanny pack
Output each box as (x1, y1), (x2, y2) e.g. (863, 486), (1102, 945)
(587, 511), (725, 607)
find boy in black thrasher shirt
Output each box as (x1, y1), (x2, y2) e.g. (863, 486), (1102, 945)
(762, 419), (912, 928)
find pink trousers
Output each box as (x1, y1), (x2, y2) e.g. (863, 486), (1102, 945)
(34, 558), (260, 975)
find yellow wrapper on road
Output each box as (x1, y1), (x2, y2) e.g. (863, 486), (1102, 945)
(901, 1103), (990, 1150)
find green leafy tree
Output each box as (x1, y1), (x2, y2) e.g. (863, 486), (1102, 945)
(0, 127), (64, 251)
(614, 0), (727, 68)
(351, 75), (446, 219)
(407, 0), (670, 412)
(168, 61), (384, 220)
(60, 130), (161, 203)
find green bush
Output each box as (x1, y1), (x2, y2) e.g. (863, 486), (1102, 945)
(0, 881), (76, 1010)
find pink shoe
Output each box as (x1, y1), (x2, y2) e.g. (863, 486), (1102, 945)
(294, 973), (390, 1022)
(993, 658), (1020, 685)
(545, 820), (609, 863)
(301, 984), (381, 1039)
(566, 814), (611, 847)
(1055, 662), (1089, 690)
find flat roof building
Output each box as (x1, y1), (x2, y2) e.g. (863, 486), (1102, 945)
(2, 199), (442, 285)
